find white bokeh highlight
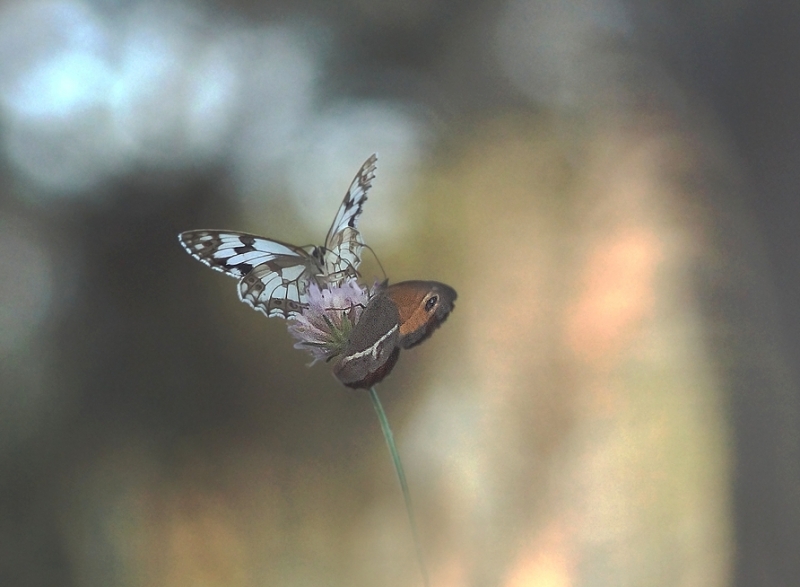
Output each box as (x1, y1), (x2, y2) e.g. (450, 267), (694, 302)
(0, 0), (428, 221)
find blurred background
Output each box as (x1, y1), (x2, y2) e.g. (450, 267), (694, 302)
(0, 0), (798, 585)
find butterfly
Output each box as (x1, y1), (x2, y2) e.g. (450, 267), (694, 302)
(179, 154), (378, 319)
(333, 280), (457, 389)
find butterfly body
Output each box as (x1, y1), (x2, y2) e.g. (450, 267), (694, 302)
(179, 155), (377, 318)
(334, 281), (457, 389)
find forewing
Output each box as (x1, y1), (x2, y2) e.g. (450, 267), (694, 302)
(179, 230), (320, 319)
(324, 154), (377, 244)
(322, 154), (377, 281)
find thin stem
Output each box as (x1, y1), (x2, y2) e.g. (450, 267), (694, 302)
(369, 386), (430, 587)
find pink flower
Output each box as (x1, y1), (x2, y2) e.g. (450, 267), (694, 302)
(287, 280), (370, 363)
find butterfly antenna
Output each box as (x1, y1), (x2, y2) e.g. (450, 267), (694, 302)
(363, 243), (388, 281)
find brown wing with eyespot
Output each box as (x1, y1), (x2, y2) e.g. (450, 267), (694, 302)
(333, 281), (457, 388)
(384, 281), (458, 348)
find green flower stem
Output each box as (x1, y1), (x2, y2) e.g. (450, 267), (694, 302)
(369, 386), (430, 587)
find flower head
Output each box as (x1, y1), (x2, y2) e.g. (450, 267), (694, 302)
(287, 279), (370, 363)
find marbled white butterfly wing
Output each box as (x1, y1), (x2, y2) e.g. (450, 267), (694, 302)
(178, 231), (318, 318)
(322, 153), (377, 280)
(178, 154), (378, 319)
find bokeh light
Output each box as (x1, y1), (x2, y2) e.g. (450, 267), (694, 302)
(495, 0), (633, 107)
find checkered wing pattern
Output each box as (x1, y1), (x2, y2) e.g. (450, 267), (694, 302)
(178, 154), (378, 319)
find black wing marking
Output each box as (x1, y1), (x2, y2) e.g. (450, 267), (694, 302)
(179, 230), (320, 318)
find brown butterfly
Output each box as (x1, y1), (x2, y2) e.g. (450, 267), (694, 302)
(333, 281), (457, 389)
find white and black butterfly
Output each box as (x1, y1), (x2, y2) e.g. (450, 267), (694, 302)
(179, 154), (377, 319)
